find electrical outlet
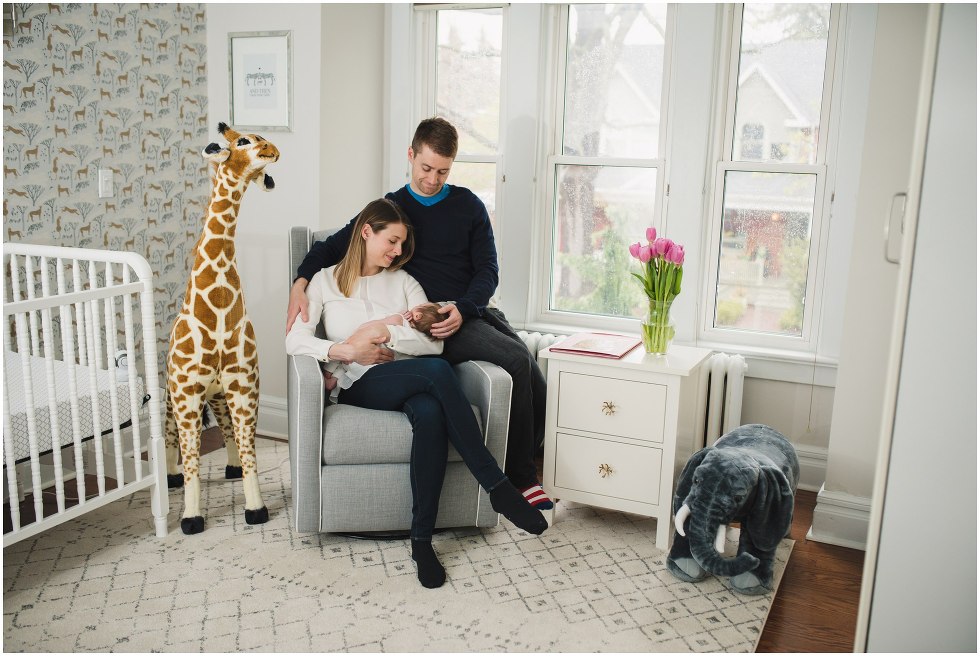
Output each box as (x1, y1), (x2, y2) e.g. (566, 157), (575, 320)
(98, 168), (114, 198)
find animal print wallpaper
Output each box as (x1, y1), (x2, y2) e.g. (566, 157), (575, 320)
(3, 3), (210, 373)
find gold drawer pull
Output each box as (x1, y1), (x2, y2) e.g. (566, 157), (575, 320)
(598, 463), (614, 478)
(601, 401), (616, 415)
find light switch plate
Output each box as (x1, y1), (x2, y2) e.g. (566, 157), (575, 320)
(98, 168), (114, 198)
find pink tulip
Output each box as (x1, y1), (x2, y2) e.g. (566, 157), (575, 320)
(653, 238), (671, 258)
(628, 242), (641, 259)
(646, 227), (657, 243)
(638, 244), (652, 263)
(665, 243), (685, 266)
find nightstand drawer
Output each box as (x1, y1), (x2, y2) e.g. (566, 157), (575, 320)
(557, 371), (667, 443)
(554, 432), (663, 505)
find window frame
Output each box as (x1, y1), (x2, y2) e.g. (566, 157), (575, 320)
(699, 3), (843, 353)
(413, 4), (506, 219)
(529, 3), (677, 334)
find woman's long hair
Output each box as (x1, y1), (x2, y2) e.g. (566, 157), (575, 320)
(334, 198), (414, 297)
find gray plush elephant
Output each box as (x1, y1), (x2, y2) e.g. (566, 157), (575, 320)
(666, 424), (799, 595)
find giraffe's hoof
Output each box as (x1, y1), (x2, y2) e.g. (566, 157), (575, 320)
(245, 507), (269, 525)
(167, 474), (184, 489)
(181, 516), (205, 534)
(225, 465), (243, 480)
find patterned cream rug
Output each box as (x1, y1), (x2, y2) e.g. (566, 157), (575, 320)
(3, 439), (792, 652)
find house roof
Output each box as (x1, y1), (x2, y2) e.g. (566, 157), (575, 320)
(739, 39), (829, 126)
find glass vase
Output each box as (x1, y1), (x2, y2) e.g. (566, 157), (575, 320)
(641, 299), (675, 355)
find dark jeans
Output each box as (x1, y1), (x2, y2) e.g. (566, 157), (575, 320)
(338, 358), (508, 540)
(440, 308), (547, 488)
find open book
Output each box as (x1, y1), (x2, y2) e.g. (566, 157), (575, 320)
(548, 332), (642, 359)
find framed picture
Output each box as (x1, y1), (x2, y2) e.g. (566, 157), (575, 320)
(228, 30), (292, 132)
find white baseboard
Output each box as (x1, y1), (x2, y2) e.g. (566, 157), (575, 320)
(795, 443), (827, 492)
(258, 394), (288, 439)
(807, 483), (870, 550)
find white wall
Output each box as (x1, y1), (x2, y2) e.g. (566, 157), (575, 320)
(862, 4), (977, 648)
(319, 4), (387, 227)
(207, 3), (324, 436)
(812, 4), (930, 549)
(207, 4), (387, 436)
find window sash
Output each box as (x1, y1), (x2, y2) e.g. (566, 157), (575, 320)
(532, 4), (675, 329)
(414, 5), (506, 167)
(700, 3), (840, 351)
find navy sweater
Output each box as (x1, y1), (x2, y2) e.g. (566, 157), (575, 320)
(296, 186), (499, 319)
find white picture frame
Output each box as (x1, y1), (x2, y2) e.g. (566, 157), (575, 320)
(228, 30), (292, 132)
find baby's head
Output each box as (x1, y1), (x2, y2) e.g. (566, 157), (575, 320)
(408, 303), (442, 337)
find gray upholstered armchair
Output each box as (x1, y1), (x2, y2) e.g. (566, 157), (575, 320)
(287, 226), (512, 533)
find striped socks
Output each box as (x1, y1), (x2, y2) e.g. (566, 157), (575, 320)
(521, 484), (554, 511)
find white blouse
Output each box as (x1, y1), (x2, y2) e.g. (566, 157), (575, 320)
(285, 266), (443, 395)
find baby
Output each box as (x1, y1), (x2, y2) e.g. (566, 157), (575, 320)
(404, 302), (443, 337)
(320, 303), (444, 391)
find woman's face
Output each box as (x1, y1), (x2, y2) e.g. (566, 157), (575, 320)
(362, 222), (408, 274)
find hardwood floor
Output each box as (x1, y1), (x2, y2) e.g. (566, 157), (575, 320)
(6, 431), (863, 652)
(756, 488), (864, 652)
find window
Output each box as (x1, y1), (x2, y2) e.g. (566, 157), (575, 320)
(415, 6), (503, 228)
(704, 3), (838, 347)
(740, 123), (765, 159)
(397, 4), (850, 362)
(545, 4), (672, 321)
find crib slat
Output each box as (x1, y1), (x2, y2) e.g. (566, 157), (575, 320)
(83, 295), (107, 497)
(3, 255), (23, 531)
(39, 256), (68, 513)
(72, 259), (87, 368)
(101, 262), (127, 487)
(121, 266), (144, 482)
(61, 259), (87, 504)
(24, 255), (41, 358)
(87, 261), (105, 369)
(10, 255), (46, 521)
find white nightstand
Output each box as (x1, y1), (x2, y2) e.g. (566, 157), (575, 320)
(539, 343), (712, 548)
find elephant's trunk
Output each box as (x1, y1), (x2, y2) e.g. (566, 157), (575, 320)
(687, 509), (759, 577)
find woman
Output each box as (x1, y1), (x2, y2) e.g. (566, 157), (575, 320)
(285, 198), (547, 589)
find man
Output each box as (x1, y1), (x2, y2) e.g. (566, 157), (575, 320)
(286, 117), (552, 510)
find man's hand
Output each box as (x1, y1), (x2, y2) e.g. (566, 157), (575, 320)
(286, 279), (309, 333)
(429, 304), (463, 340)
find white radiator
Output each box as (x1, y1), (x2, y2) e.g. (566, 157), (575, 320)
(697, 352), (748, 446)
(517, 331), (565, 378)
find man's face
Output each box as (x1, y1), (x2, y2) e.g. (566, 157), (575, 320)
(408, 145), (453, 197)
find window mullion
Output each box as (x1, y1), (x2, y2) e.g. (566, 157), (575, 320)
(722, 161), (825, 176)
(551, 155), (664, 169)
(455, 154), (499, 165)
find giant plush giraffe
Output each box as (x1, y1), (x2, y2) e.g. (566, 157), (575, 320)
(165, 122), (278, 534)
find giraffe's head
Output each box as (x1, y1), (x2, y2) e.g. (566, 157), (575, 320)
(203, 122), (279, 190)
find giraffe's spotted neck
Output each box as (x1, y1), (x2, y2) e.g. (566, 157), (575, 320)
(202, 166), (248, 241)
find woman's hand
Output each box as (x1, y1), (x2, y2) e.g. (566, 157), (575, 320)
(328, 334), (395, 365)
(329, 320), (395, 365)
(429, 304), (463, 340)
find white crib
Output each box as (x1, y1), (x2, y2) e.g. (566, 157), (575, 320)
(3, 242), (168, 547)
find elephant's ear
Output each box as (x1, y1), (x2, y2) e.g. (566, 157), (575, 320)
(673, 448), (710, 513)
(747, 465), (794, 551)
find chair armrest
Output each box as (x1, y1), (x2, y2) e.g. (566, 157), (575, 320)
(287, 353), (325, 533)
(452, 360), (513, 467)
(288, 226), (312, 284)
